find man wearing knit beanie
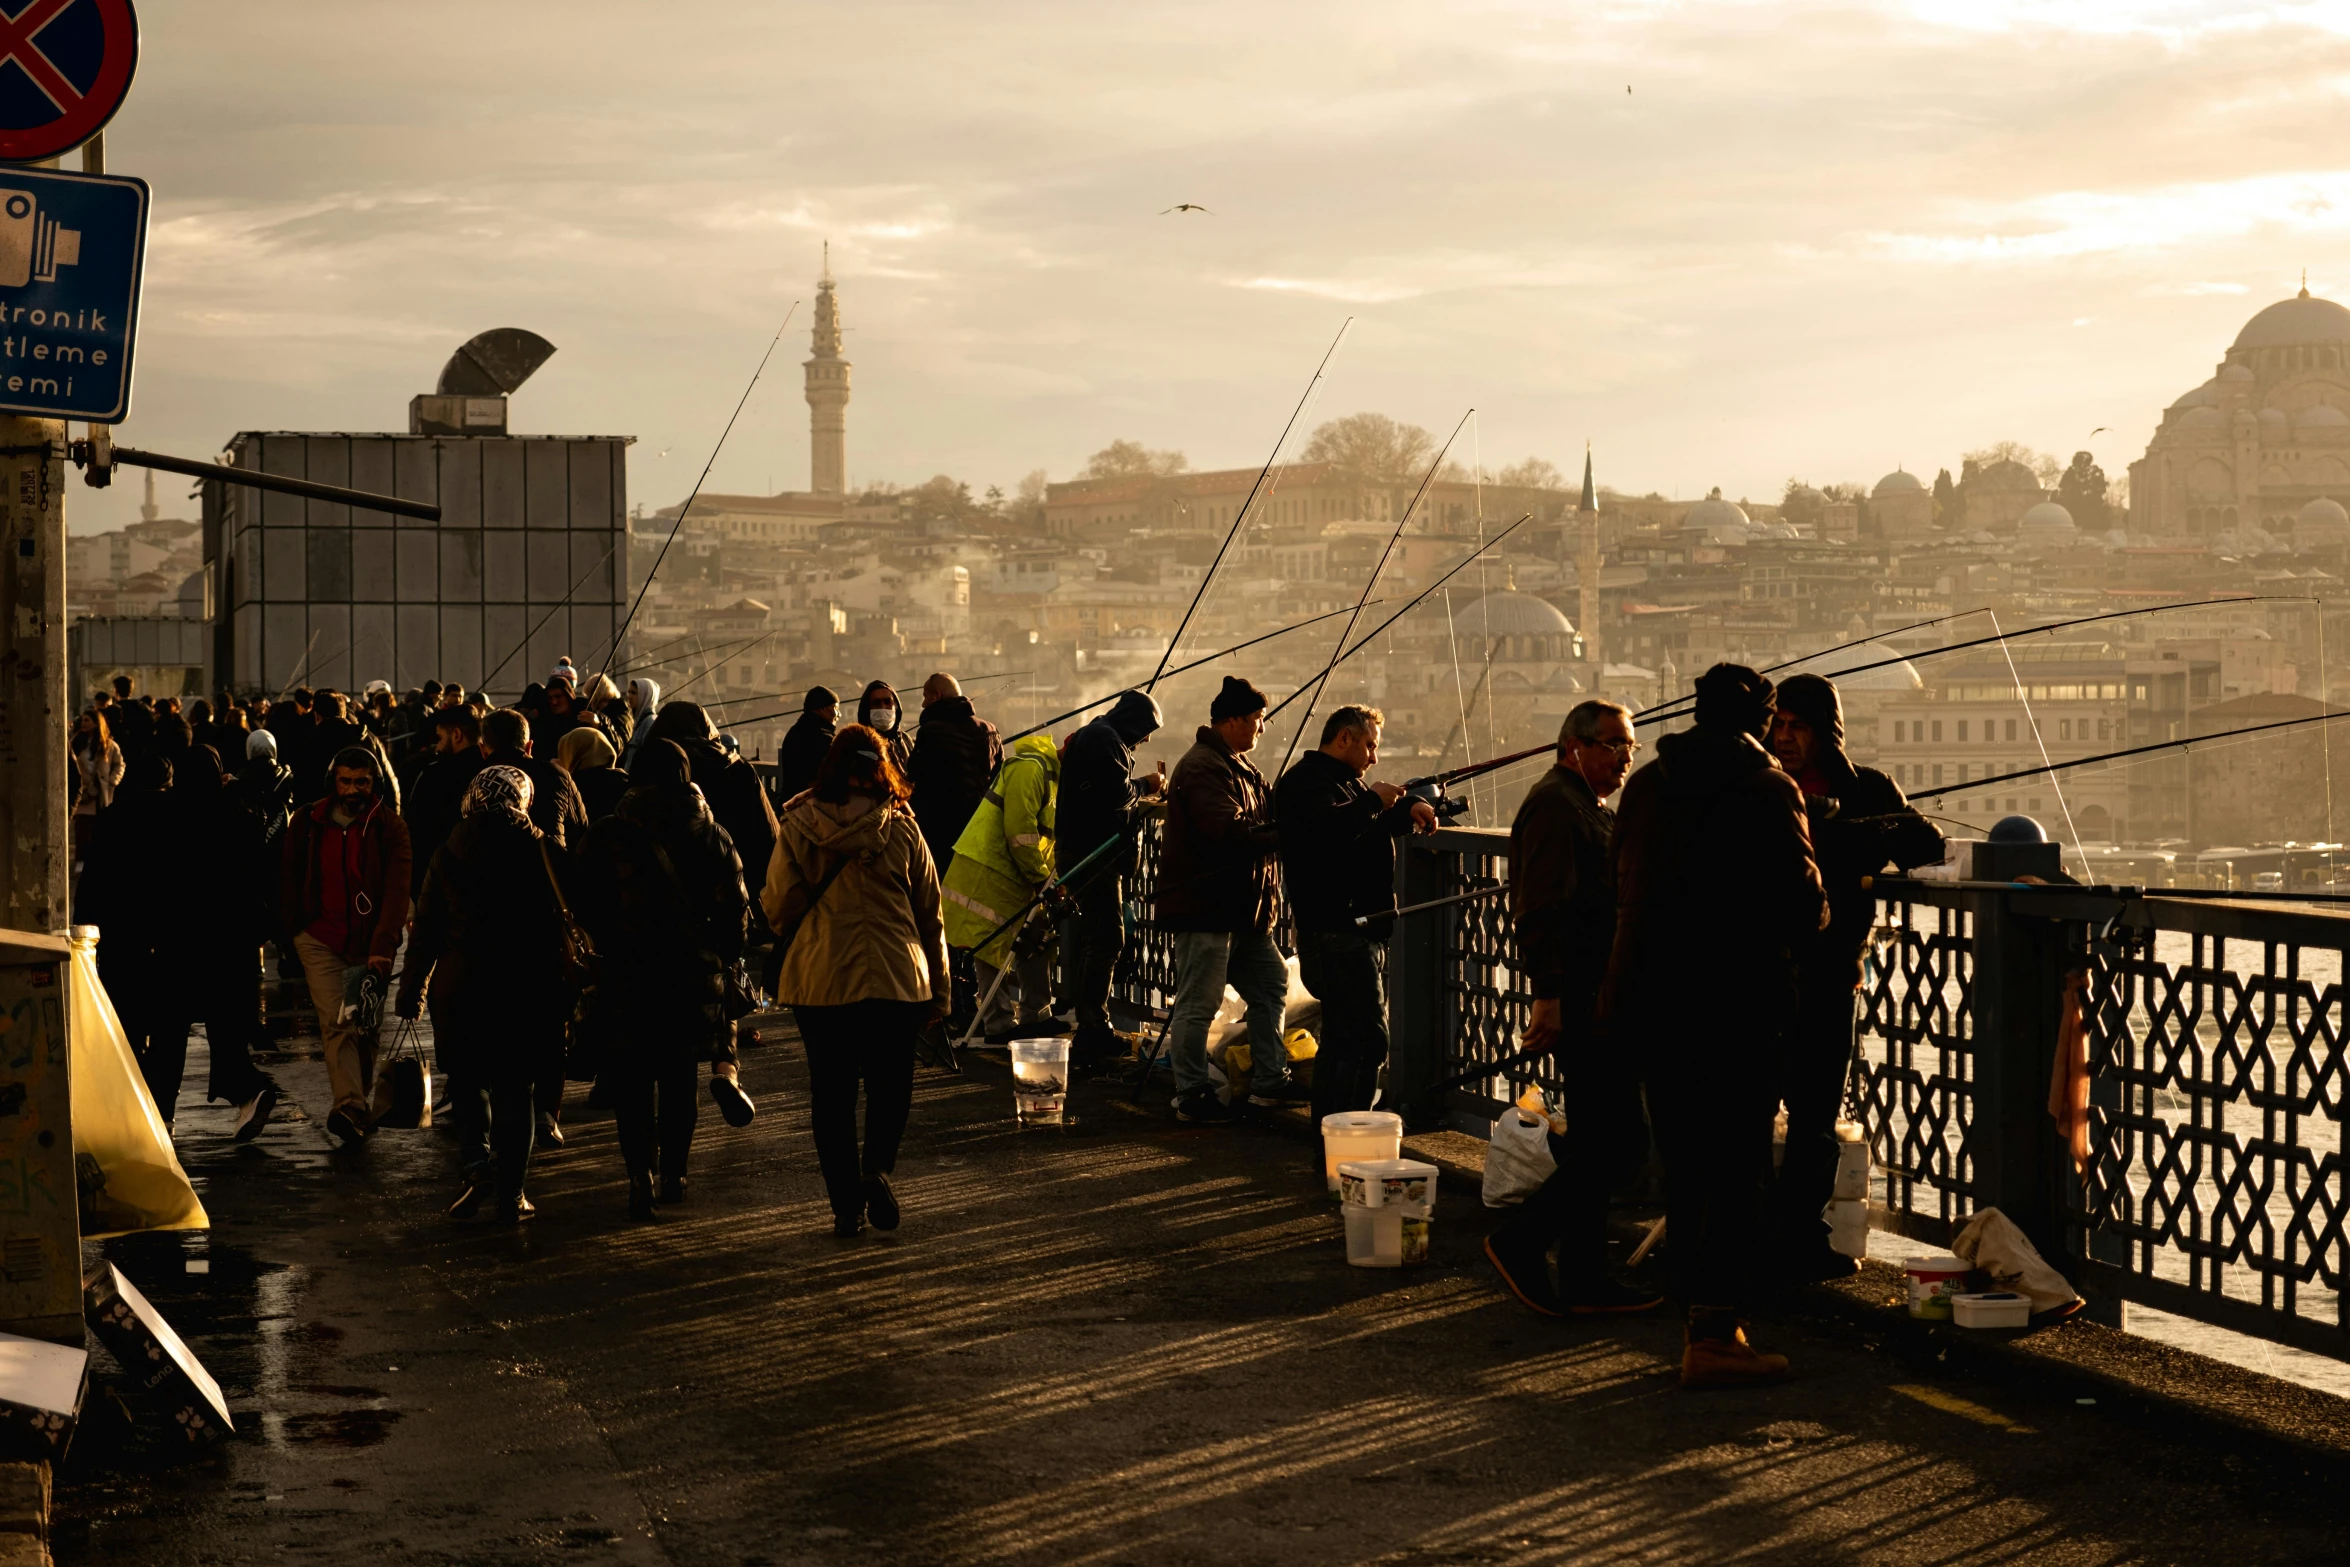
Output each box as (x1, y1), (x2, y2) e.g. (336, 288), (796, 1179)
(775, 685), (840, 802)
(1766, 672), (1942, 1284)
(1157, 675), (1294, 1122)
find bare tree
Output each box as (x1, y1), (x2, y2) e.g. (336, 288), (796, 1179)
(1299, 412), (1436, 482)
(1495, 457), (1564, 489)
(1964, 440), (2061, 486)
(1080, 440), (1188, 480)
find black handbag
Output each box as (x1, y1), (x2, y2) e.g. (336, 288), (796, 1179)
(370, 1019), (432, 1129)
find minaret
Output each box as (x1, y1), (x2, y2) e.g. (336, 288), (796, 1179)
(139, 467), (157, 523)
(803, 244), (851, 495)
(1575, 444), (1601, 672)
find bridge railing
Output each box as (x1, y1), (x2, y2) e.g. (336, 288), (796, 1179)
(1111, 819), (2350, 1363)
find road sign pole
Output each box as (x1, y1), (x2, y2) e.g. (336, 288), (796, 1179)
(0, 419), (68, 934)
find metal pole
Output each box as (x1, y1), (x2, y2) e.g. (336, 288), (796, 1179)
(0, 424), (66, 933)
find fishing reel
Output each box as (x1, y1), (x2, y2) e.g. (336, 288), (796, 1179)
(1406, 780), (1471, 821)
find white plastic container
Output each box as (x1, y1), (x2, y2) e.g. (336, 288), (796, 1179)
(1009, 1037), (1071, 1126)
(1952, 1291), (2030, 1329)
(1320, 1111), (1403, 1194)
(1337, 1158), (1437, 1218)
(1825, 1198), (1869, 1258)
(1342, 1204), (1431, 1268)
(1832, 1119), (1870, 1201)
(1904, 1253), (1973, 1319)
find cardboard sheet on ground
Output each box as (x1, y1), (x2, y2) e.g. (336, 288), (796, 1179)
(66, 936), (206, 1237)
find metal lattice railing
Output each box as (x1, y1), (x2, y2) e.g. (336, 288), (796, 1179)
(1427, 829), (1553, 1118)
(1112, 810), (1179, 1022)
(1858, 891), (1980, 1244)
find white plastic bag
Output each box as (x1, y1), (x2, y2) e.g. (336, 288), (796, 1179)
(1952, 1206), (2080, 1316)
(1482, 1109), (1556, 1208)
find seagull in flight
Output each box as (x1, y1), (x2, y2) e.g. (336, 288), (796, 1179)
(1162, 203), (1212, 215)
(2088, 428), (2107, 439)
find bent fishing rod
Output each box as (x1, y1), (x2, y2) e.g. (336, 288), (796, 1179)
(596, 304), (799, 687)
(1272, 410), (1473, 779)
(480, 540), (624, 694)
(1418, 592), (2312, 793)
(1148, 318), (1353, 691)
(706, 669), (1036, 725)
(1902, 707), (2350, 803)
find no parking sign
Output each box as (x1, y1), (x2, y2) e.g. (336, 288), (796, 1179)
(0, 0), (139, 166)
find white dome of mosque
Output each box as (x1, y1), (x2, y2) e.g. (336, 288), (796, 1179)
(2300, 497), (2349, 529)
(2297, 402), (2350, 429)
(1772, 649), (1923, 694)
(2180, 405), (2225, 428)
(2221, 362), (2256, 383)
(1450, 589), (1576, 639)
(2233, 288), (2350, 350)
(1974, 457), (2042, 491)
(2261, 406), (2291, 432)
(2019, 500), (2076, 532)
(1873, 469), (1924, 497)
(2169, 380), (2217, 411)
(1682, 487), (1751, 537)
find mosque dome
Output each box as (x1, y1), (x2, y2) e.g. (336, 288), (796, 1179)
(1450, 589), (1575, 639)
(2019, 500), (2076, 531)
(2169, 380), (2217, 412)
(2260, 406), (2291, 432)
(2233, 289), (2350, 350)
(1772, 649), (1923, 694)
(1681, 487), (1751, 536)
(1973, 458), (2041, 491)
(2180, 405), (2225, 429)
(2297, 402), (2350, 429)
(2297, 497), (2349, 535)
(1873, 468), (1924, 497)
(2222, 362), (2256, 382)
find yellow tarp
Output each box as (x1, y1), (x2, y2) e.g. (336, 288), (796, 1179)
(67, 935), (206, 1237)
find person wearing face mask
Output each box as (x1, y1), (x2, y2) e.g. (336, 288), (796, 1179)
(857, 680), (910, 776)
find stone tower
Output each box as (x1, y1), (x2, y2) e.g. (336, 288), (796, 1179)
(804, 245), (851, 495)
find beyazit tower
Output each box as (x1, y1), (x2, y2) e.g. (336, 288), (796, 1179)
(804, 245), (851, 495)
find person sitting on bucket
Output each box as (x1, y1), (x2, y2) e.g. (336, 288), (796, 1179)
(941, 733), (1061, 1040)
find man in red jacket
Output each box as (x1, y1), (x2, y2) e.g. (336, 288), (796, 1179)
(281, 746), (412, 1146)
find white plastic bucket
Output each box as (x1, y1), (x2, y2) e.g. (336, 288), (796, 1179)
(1342, 1204), (1431, 1268)
(1337, 1158), (1437, 1218)
(1832, 1119), (1870, 1201)
(1825, 1198), (1869, 1258)
(1321, 1111), (1403, 1194)
(1009, 1037), (1071, 1126)
(1904, 1252), (1972, 1319)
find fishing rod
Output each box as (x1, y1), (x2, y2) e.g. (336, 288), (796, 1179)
(1355, 883), (1507, 928)
(605, 632), (773, 684)
(1001, 602), (1382, 746)
(1865, 874), (2350, 906)
(661, 630), (779, 702)
(700, 670), (1038, 732)
(1904, 708), (2350, 803)
(1270, 410), (1472, 777)
(1265, 512), (1534, 722)
(1421, 592), (2314, 794)
(1148, 318), (1353, 690)
(597, 304), (798, 686)
(480, 540), (622, 695)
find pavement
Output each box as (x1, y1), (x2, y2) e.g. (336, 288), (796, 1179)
(52, 1017), (2350, 1567)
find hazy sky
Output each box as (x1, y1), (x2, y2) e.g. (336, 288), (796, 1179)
(63, 0), (2350, 533)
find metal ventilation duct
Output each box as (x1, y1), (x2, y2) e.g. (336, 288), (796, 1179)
(435, 329), (557, 397)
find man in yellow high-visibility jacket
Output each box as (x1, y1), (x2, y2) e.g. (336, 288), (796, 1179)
(941, 734), (1059, 1036)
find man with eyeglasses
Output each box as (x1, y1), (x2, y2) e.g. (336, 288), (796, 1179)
(1487, 700), (1663, 1316)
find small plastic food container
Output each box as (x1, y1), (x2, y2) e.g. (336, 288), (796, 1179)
(1342, 1205), (1430, 1268)
(1952, 1291), (2031, 1329)
(1336, 1158), (1437, 1218)
(1904, 1253), (1973, 1319)
(1831, 1119), (1870, 1201)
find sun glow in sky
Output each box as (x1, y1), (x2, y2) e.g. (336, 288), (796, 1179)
(67, 0), (2350, 529)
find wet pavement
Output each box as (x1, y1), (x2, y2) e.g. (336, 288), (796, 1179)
(53, 1014), (2350, 1566)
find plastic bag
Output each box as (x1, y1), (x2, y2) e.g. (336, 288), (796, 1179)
(1952, 1206), (2080, 1316)
(67, 935), (207, 1237)
(1482, 1109), (1556, 1208)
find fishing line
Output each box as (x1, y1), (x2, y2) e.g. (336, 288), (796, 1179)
(1986, 607), (2086, 870)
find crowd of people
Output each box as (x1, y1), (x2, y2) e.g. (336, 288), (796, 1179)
(75, 651), (1941, 1387)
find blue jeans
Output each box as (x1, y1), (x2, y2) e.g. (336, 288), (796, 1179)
(1169, 929), (1289, 1096)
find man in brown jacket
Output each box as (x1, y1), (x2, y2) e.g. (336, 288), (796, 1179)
(281, 745), (413, 1147)
(1157, 677), (1296, 1124)
(1605, 664), (1827, 1389)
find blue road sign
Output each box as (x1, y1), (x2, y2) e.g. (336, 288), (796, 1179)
(0, 164), (143, 420)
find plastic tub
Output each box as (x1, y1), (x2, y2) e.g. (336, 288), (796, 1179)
(1342, 1204), (1431, 1268)
(1953, 1291), (2030, 1329)
(1337, 1158), (1437, 1217)
(1832, 1119), (1870, 1201)
(1824, 1198), (1869, 1259)
(1009, 1037), (1071, 1127)
(1904, 1253), (1973, 1319)
(1320, 1111), (1403, 1194)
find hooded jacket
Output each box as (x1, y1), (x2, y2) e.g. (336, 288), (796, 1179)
(1056, 691), (1160, 873)
(775, 709), (836, 804)
(858, 681), (912, 777)
(942, 735), (1058, 964)
(1158, 725), (1280, 934)
(762, 794), (948, 1009)
(574, 778), (749, 1053)
(1604, 725), (1826, 1032)
(620, 678), (661, 770)
(907, 694), (1002, 872)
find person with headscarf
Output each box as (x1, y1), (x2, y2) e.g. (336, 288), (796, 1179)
(763, 725), (948, 1237)
(555, 724), (631, 822)
(648, 699), (779, 908)
(398, 765), (572, 1223)
(774, 685), (839, 803)
(574, 740), (750, 1220)
(857, 680), (910, 775)
(582, 672), (630, 752)
(621, 677), (661, 769)
(1765, 673), (1943, 1281)
(69, 707), (123, 887)
(1604, 663), (1826, 1389)
(1055, 689), (1163, 1067)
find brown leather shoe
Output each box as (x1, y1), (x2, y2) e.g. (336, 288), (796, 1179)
(1680, 1318), (1791, 1389)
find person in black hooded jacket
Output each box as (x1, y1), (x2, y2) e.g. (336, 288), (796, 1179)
(1766, 673), (1943, 1279)
(857, 680), (911, 777)
(650, 699), (779, 908)
(907, 673), (1000, 876)
(1056, 689), (1164, 1064)
(774, 686), (839, 804)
